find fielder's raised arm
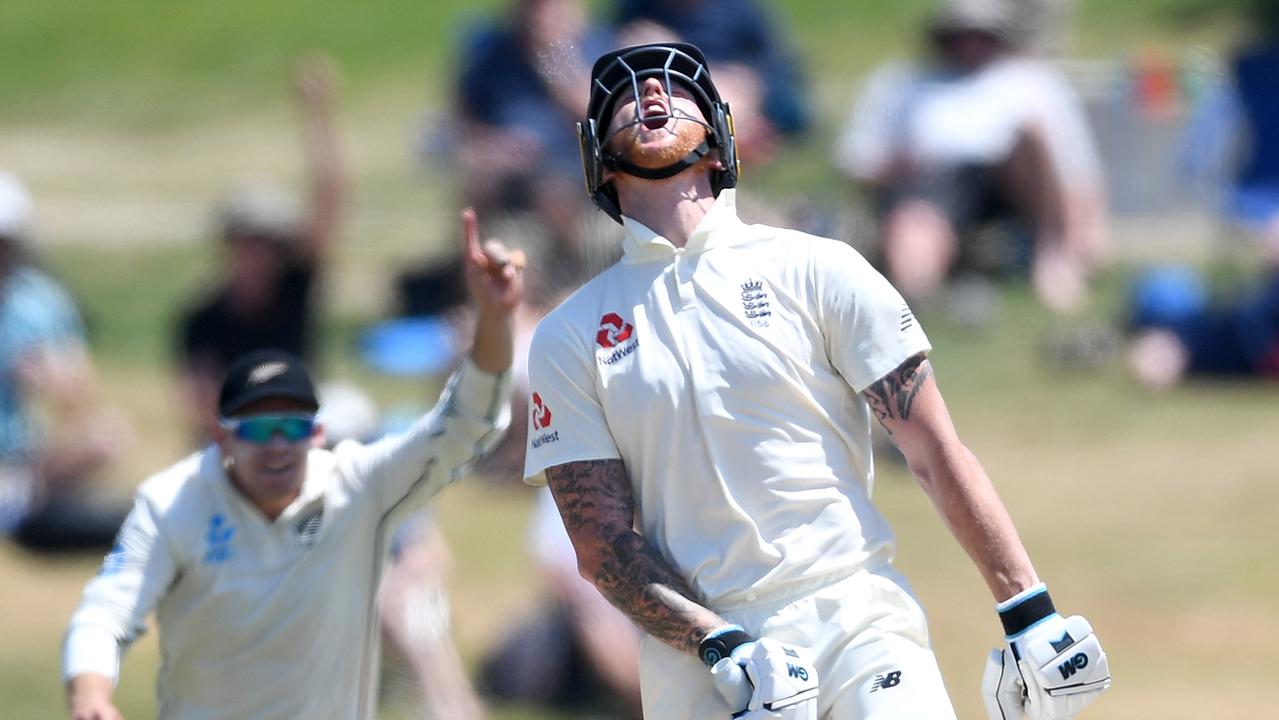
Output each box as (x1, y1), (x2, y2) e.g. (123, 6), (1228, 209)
(63, 207), (522, 720)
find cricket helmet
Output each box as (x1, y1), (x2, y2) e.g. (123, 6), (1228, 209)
(578, 42), (739, 223)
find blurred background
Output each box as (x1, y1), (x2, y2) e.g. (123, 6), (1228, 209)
(2, 0), (1276, 718)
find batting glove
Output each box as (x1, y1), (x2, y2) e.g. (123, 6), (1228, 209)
(701, 626), (819, 719)
(982, 585), (1111, 720)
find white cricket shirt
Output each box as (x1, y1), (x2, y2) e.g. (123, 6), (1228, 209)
(63, 360), (510, 720)
(523, 190), (930, 609)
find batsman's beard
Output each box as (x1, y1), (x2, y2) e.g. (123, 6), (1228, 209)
(606, 116), (710, 170)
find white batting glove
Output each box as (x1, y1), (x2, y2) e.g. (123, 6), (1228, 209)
(700, 626), (818, 719)
(982, 645), (1027, 720)
(982, 585), (1111, 720)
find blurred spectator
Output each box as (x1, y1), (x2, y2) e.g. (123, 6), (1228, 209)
(453, 0), (612, 270)
(0, 171), (132, 553)
(835, 0), (1106, 314)
(611, 0), (811, 164)
(1180, 1), (1279, 235)
(1129, 2), (1279, 389)
(479, 487), (642, 719)
(1126, 260), (1279, 389)
(316, 381), (487, 720)
(177, 56), (346, 438)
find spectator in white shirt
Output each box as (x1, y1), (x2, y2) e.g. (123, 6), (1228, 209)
(835, 0), (1106, 313)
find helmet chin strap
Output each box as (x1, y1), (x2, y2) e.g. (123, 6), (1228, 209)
(603, 139), (711, 180)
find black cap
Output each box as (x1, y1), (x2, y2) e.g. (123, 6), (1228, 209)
(218, 349), (319, 417)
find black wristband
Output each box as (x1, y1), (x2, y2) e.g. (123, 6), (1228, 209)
(998, 587), (1057, 637)
(698, 625), (753, 667)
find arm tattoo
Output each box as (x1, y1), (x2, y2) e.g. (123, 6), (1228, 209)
(863, 354), (933, 433)
(545, 459), (714, 655)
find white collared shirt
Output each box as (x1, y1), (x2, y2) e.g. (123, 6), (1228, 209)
(523, 190), (930, 608)
(63, 360), (510, 720)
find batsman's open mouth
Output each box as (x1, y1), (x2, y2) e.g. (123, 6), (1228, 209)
(641, 100), (670, 130)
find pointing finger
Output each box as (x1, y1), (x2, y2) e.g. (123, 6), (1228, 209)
(461, 207), (483, 264)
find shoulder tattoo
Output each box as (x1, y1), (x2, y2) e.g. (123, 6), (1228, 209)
(863, 353), (933, 432)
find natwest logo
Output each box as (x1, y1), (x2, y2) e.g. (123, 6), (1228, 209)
(596, 312), (635, 349)
(531, 392), (553, 430)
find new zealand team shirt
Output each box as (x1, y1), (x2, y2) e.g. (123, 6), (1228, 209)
(63, 360), (510, 720)
(523, 190), (930, 609)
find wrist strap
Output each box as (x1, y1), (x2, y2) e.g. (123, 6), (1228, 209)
(698, 625), (753, 667)
(997, 583), (1056, 638)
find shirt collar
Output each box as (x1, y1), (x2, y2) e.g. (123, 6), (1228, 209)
(620, 189), (743, 261)
(205, 445), (329, 523)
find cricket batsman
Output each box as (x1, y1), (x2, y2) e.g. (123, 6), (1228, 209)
(522, 42), (1111, 718)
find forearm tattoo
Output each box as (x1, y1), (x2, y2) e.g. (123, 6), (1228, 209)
(863, 354), (933, 433)
(545, 459), (711, 654)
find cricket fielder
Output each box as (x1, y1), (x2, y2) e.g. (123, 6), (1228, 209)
(522, 43), (1111, 719)
(62, 210), (522, 720)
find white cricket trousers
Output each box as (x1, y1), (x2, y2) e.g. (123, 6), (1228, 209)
(639, 565), (958, 719)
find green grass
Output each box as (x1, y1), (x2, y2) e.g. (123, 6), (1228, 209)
(4, 0), (1276, 718)
(0, 0), (1238, 127)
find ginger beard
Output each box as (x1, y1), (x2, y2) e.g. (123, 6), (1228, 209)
(604, 105), (710, 170)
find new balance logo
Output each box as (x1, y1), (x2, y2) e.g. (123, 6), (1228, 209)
(786, 663), (809, 681)
(1057, 653), (1089, 680)
(870, 670), (902, 692)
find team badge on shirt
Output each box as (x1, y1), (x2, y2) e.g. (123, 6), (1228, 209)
(740, 279), (771, 327)
(530, 392), (559, 448)
(295, 509), (323, 549)
(595, 312), (639, 365)
(204, 514), (236, 564)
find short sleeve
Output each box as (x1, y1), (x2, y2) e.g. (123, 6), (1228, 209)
(812, 239), (931, 392)
(522, 314), (621, 485)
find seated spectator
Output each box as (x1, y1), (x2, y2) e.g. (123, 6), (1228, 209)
(1131, 2), (1279, 389)
(611, 0), (811, 164)
(1126, 259), (1279, 389)
(835, 0), (1106, 313)
(1180, 1), (1279, 236)
(0, 171), (132, 553)
(177, 56), (345, 438)
(453, 0), (612, 269)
